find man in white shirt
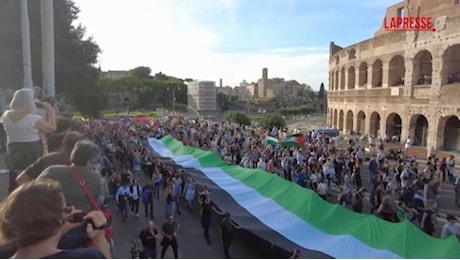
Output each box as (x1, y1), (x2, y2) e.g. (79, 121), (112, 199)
(317, 179), (328, 200)
(405, 137), (412, 156)
(257, 158), (266, 170)
(441, 215), (460, 239)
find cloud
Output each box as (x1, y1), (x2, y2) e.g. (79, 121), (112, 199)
(74, 0), (328, 89)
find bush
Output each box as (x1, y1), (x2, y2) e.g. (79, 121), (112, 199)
(224, 111), (251, 125)
(279, 106), (316, 116)
(259, 114), (285, 129)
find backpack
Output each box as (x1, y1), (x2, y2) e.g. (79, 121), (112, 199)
(402, 170), (412, 181)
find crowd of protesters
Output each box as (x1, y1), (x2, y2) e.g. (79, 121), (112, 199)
(0, 88), (237, 259)
(0, 87), (458, 259)
(152, 117), (460, 240)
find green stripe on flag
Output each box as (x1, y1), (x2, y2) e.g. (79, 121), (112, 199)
(160, 136), (460, 259)
(265, 136), (278, 146)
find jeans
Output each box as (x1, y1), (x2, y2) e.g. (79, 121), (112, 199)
(203, 225), (211, 244)
(119, 199), (129, 221)
(222, 235), (232, 258)
(153, 183), (160, 199)
(165, 202), (176, 218)
(131, 199), (140, 214)
(161, 238), (178, 259)
(142, 248), (157, 259)
(144, 201), (154, 218)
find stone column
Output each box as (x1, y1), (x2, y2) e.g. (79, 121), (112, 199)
(366, 68), (373, 89)
(430, 57), (443, 98)
(426, 114), (439, 157)
(344, 69), (349, 90)
(403, 57), (414, 97)
(382, 62), (390, 88)
(364, 113), (370, 135)
(329, 72), (334, 91)
(353, 112), (359, 133)
(338, 70), (343, 90)
(334, 72), (339, 90)
(355, 68), (360, 89)
(379, 114), (387, 138)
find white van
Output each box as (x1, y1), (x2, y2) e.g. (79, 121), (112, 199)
(313, 128), (340, 140)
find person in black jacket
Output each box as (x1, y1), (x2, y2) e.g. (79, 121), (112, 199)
(200, 195), (213, 244)
(220, 212), (234, 258)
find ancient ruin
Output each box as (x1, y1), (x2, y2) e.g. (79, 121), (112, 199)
(327, 0), (460, 158)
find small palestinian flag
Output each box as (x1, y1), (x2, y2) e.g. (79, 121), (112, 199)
(265, 135), (279, 146)
(280, 133), (305, 148)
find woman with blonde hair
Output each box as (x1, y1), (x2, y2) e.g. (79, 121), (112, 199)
(0, 88), (56, 193)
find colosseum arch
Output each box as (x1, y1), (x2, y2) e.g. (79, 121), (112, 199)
(438, 116), (460, 151)
(340, 68), (346, 90)
(348, 66), (356, 89)
(333, 109), (338, 127)
(385, 113), (402, 139)
(409, 114), (429, 147)
(372, 59), (383, 88)
(442, 44), (460, 84)
(413, 50), (433, 85)
(358, 62), (368, 87)
(388, 55), (405, 86)
(369, 111), (381, 137)
(339, 110), (345, 130)
(349, 49), (356, 60)
(345, 110), (354, 133)
(356, 111), (366, 134)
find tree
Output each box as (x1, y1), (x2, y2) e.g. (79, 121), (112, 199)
(101, 72), (188, 110)
(0, 0), (104, 116)
(297, 84), (314, 99)
(130, 66), (152, 79)
(260, 114), (285, 129)
(224, 111), (251, 125)
(318, 82), (326, 99)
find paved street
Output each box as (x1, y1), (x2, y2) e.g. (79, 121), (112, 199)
(0, 153), (261, 259)
(0, 153), (459, 258)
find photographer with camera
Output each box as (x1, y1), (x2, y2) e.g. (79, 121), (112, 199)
(0, 179), (110, 258)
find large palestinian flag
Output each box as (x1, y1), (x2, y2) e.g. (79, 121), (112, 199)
(148, 136), (460, 259)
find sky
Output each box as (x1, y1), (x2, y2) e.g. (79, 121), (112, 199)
(73, 0), (400, 90)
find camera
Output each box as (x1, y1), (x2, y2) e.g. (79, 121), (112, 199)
(68, 212), (109, 230)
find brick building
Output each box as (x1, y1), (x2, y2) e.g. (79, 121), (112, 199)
(327, 0), (460, 158)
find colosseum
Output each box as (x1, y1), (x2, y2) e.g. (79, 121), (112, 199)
(327, 0), (460, 159)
